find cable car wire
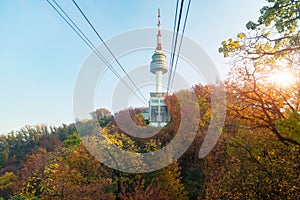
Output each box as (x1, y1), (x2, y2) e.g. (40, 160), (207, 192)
(46, 0), (147, 104)
(167, 0), (185, 93)
(169, 0), (192, 90)
(72, 0), (147, 103)
(167, 0), (180, 95)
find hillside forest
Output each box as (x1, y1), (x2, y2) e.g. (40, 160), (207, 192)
(1, 0), (300, 199)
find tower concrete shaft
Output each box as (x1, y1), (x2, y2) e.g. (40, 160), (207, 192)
(156, 70), (162, 93)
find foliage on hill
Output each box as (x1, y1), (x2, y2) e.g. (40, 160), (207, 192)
(1, 0), (300, 199)
(0, 82), (299, 199)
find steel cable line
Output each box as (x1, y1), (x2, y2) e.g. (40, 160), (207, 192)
(169, 0), (192, 90)
(72, 0), (147, 103)
(49, 0), (120, 79)
(168, 0), (180, 94)
(46, 0), (147, 104)
(167, 0), (185, 94)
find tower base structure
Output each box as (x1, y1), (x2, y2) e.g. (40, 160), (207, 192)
(148, 92), (170, 127)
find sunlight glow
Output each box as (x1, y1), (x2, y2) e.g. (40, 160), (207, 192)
(271, 71), (295, 87)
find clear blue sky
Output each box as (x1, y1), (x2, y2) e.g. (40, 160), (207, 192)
(0, 0), (265, 134)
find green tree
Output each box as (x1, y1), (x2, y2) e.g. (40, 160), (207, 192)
(276, 111), (300, 143)
(219, 0), (300, 59)
(63, 132), (81, 148)
(0, 172), (17, 199)
(0, 136), (9, 169)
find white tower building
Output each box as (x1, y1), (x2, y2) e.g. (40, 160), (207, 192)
(148, 8), (170, 127)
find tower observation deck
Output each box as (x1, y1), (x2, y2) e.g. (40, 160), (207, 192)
(147, 8), (170, 127)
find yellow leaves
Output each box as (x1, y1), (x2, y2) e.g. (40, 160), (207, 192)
(44, 163), (59, 175)
(231, 41), (240, 48)
(265, 31), (271, 37)
(103, 127), (109, 134)
(219, 36), (244, 57)
(0, 172), (17, 190)
(111, 136), (123, 148)
(254, 43), (261, 50)
(268, 150), (275, 156)
(237, 33), (246, 39)
(21, 178), (39, 199)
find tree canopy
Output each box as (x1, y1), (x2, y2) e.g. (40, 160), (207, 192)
(1, 1), (300, 199)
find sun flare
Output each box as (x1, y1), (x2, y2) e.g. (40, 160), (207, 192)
(271, 71), (295, 87)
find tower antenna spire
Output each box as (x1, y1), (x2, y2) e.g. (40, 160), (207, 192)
(156, 8), (162, 50)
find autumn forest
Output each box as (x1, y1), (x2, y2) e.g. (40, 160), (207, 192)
(1, 0), (300, 199)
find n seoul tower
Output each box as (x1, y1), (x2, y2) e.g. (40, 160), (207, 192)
(150, 8), (168, 93)
(147, 8), (169, 127)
